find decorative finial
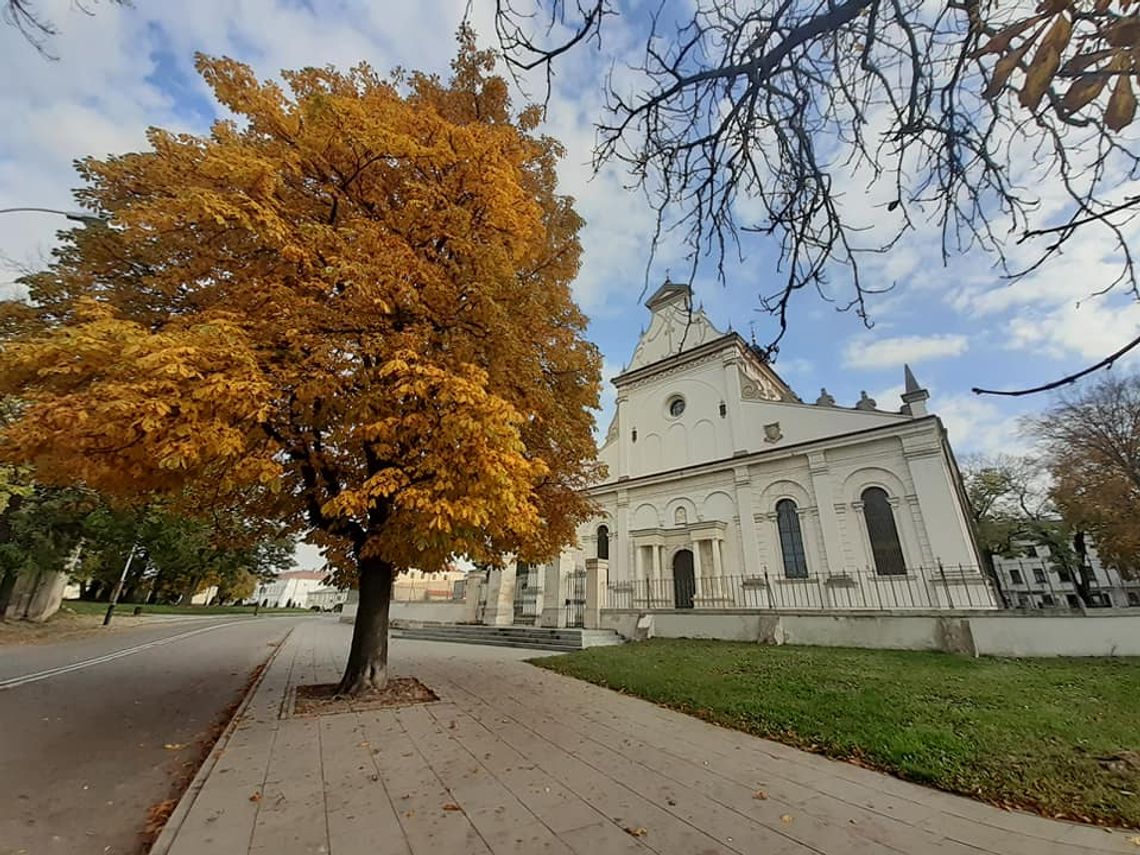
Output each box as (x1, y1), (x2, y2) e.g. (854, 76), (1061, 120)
(855, 390), (878, 411)
(814, 387), (836, 407)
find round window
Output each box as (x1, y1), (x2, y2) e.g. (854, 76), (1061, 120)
(668, 397), (686, 417)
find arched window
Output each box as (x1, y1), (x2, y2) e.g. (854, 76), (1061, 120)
(862, 487), (906, 576)
(776, 499), (808, 578)
(596, 525), (609, 560)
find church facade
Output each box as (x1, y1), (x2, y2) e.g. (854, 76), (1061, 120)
(542, 281), (997, 618)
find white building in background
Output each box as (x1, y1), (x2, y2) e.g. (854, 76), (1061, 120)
(252, 570), (329, 608)
(306, 586), (349, 611)
(393, 566), (468, 601)
(521, 281), (996, 624)
(992, 536), (1140, 609)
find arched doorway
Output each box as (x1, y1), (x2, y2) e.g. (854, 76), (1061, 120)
(672, 549), (695, 609)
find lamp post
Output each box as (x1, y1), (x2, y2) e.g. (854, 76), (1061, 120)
(0, 207), (105, 226)
(103, 544), (138, 627)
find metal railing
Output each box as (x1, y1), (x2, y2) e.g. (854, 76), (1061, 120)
(604, 565), (1001, 612)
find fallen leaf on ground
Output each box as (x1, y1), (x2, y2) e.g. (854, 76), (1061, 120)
(249, 792), (262, 802)
(625, 827), (648, 837)
(753, 790), (768, 800)
(163, 743), (186, 751)
(780, 814), (794, 825)
(1127, 835), (1140, 846)
(442, 803), (462, 812)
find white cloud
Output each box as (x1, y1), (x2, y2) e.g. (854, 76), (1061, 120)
(844, 334), (969, 370)
(935, 394), (1027, 458)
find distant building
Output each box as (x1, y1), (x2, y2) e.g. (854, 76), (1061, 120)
(393, 566), (468, 601)
(252, 570), (329, 608)
(306, 586), (349, 611)
(992, 537), (1140, 609)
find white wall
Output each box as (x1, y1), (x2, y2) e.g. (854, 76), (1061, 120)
(601, 609), (1140, 658)
(967, 615), (1140, 657)
(389, 600), (476, 624)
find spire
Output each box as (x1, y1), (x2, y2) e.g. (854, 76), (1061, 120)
(901, 364), (930, 416)
(904, 363), (921, 394)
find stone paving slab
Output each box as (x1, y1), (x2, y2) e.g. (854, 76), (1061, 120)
(158, 619), (1139, 854)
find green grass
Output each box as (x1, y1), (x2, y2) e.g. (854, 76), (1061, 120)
(533, 639), (1140, 827)
(61, 600), (307, 617)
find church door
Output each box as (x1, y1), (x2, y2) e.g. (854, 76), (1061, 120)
(672, 549), (695, 609)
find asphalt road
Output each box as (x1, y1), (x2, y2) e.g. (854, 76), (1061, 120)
(0, 614), (312, 855)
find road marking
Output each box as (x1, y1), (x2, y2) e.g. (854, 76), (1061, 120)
(0, 621), (247, 690)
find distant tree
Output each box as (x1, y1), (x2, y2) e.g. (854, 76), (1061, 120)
(0, 32), (600, 695)
(216, 568), (258, 604)
(1030, 373), (1140, 580)
(961, 453), (1050, 557)
(959, 453), (1098, 604)
(495, 1), (1140, 386)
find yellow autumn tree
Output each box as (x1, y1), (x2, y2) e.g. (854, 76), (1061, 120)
(0, 30), (601, 694)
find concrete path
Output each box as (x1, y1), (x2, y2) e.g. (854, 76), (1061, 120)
(0, 615), (307, 855)
(157, 620), (1137, 854)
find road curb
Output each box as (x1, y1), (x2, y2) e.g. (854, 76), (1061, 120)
(148, 624), (296, 855)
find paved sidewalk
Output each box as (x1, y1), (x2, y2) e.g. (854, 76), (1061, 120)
(156, 619), (1137, 854)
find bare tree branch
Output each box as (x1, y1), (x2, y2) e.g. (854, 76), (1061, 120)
(495, 1), (1140, 376)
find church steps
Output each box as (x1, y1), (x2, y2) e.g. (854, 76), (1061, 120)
(390, 622), (624, 651)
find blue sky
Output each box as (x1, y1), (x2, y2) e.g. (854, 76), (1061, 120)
(3, 0), (1140, 471)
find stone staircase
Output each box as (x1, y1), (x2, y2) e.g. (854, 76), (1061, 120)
(391, 622), (625, 652)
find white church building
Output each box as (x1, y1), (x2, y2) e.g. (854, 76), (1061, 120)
(528, 281), (997, 621)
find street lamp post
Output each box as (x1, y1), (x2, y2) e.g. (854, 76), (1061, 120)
(0, 207), (105, 226)
(103, 544), (138, 627)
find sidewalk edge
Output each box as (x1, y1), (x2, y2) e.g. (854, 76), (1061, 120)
(148, 624), (296, 855)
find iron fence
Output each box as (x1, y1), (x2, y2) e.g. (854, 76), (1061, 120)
(605, 565), (1001, 612)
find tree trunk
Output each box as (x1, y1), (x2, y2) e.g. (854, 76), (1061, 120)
(0, 568), (19, 618)
(336, 555), (394, 696)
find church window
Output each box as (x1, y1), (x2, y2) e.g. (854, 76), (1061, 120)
(776, 499), (808, 578)
(718, 401), (727, 418)
(668, 396), (686, 417)
(862, 487), (906, 576)
(597, 525), (609, 560)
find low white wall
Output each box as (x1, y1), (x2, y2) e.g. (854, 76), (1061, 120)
(649, 612), (777, 643)
(338, 597), (475, 625)
(601, 609), (1140, 658)
(389, 600), (475, 624)
(780, 614), (948, 652)
(968, 614), (1140, 657)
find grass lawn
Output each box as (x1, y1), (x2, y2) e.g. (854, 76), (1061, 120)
(61, 600), (307, 617)
(534, 639), (1140, 828)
